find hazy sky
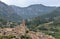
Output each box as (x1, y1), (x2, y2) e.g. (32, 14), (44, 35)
(0, 0), (60, 7)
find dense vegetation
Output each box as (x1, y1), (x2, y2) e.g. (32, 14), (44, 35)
(0, 35), (32, 39)
(21, 35), (32, 39)
(25, 16), (60, 39)
(0, 36), (17, 39)
(22, 7), (60, 39)
(0, 18), (21, 28)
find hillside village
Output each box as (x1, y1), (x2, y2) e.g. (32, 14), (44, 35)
(0, 20), (55, 39)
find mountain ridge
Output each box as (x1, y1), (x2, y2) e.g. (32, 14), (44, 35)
(0, 1), (59, 21)
(0, 1), (22, 22)
(11, 4), (57, 19)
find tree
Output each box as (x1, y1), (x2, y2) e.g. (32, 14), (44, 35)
(21, 35), (32, 39)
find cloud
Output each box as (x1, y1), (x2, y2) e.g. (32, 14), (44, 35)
(0, 0), (60, 7)
(1, 0), (29, 7)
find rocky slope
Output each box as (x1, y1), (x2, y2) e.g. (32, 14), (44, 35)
(0, 1), (21, 22)
(11, 4), (57, 19)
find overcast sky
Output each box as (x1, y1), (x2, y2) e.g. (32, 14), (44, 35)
(0, 0), (60, 7)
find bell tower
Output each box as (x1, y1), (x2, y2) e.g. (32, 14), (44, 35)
(21, 19), (26, 26)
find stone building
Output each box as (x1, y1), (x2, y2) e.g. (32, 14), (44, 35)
(0, 20), (55, 39)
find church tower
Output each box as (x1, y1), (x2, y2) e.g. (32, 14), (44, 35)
(21, 19), (26, 26)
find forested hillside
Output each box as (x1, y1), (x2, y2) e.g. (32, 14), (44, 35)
(0, 1), (21, 22)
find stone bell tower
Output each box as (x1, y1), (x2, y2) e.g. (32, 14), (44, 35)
(21, 19), (26, 26)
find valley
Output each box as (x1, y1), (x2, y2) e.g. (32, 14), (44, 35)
(0, 1), (60, 39)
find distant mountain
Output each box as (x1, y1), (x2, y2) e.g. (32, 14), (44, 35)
(11, 4), (57, 19)
(41, 7), (60, 18)
(0, 1), (21, 22)
(0, 1), (58, 21)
